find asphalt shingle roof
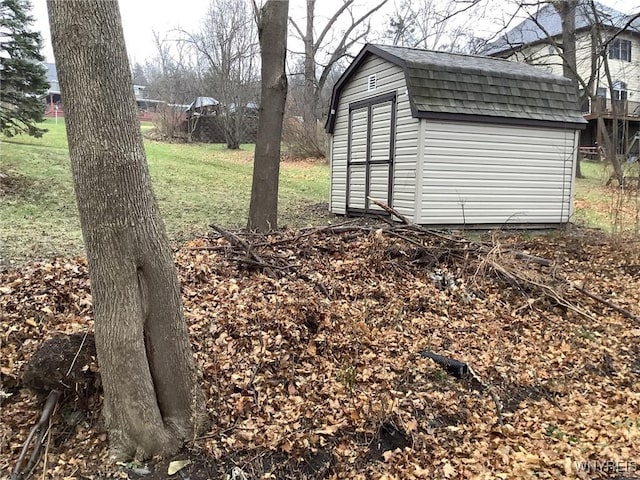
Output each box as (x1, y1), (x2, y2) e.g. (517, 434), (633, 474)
(483, 2), (638, 56)
(326, 44), (587, 133)
(379, 44), (585, 123)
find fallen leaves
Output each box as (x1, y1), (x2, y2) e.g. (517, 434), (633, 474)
(1, 225), (639, 478)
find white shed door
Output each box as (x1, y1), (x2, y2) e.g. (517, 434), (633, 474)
(346, 93), (396, 214)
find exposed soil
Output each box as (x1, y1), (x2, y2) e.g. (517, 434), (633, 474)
(0, 172), (36, 199)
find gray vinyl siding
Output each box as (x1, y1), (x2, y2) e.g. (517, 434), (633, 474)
(350, 108), (368, 163)
(370, 102), (392, 162)
(329, 56), (419, 216)
(368, 102), (392, 211)
(392, 90), (418, 217)
(348, 165), (366, 209)
(348, 108), (368, 209)
(418, 122), (577, 225)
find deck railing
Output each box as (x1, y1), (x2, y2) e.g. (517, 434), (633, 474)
(586, 97), (640, 117)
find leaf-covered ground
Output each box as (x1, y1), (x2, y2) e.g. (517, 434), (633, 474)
(1, 224), (639, 479)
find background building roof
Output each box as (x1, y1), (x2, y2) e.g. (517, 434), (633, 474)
(483, 2), (639, 56)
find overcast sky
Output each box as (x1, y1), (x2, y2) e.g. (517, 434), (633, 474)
(31, 0), (639, 65)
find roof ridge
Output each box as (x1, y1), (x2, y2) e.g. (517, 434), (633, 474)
(369, 43), (566, 80)
(370, 43), (505, 62)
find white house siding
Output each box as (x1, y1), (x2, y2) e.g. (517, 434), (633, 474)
(504, 32), (640, 106)
(418, 122), (577, 225)
(506, 43), (565, 77)
(605, 32), (640, 104)
(329, 55), (420, 216)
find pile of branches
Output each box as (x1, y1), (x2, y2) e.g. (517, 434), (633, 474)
(203, 207), (638, 326)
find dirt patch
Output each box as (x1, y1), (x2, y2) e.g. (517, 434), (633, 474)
(366, 422), (412, 462)
(502, 383), (560, 413)
(0, 171), (37, 198)
(22, 333), (97, 394)
(124, 448), (334, 479)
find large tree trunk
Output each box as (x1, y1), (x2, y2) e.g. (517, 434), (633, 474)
(247, 0), (289, 232)
(586, 0), (624, 185)
(47, 0), (207, 459)
(302, 0), (318, 140)
(554, 0), (583, 178)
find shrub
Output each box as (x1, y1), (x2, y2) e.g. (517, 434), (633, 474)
(281, 116), (326, 160)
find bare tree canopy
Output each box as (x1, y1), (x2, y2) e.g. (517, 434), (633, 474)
(289, 0), (388, 140)
(180, 0), (260, 149)
(383, 0), (488, 53)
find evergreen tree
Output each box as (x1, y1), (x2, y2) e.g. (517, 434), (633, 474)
(0, 0), (49, 137)
(131, 62), (148, 86)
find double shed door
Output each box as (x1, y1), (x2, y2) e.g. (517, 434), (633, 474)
(347, 93), (396, 213)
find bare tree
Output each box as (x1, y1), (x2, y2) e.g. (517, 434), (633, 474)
(47, 0), (207, 459)
(550, 1), (583, 177)
(384, 0), (484, 52)
(289, 0), (388, 142)
(247, 0), (289, 232)
(584, 2), (640, 184)
(182, 0), (260, 149)
(145, 31), (203, 139)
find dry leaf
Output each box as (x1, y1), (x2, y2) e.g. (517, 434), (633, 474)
(168, 459), (191, 475)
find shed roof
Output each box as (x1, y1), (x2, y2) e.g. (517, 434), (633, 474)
(325, 44), (587, 133)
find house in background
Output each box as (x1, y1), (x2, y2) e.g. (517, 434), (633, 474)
(42, 62), (161, 120)
(325, 44), (586, 227)
(483, 2), (640, 159)
(43, 62), (61, 113)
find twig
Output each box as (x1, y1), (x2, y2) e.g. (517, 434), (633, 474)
(486, 258), (598, 322)
(190, 220), (365, 251)
(468, 366), (504, 425)
(210, 224), (278, 279)
(11, 390), (61, 480)
(40, 414), (54, 480)
(230, 257), (293, 271)
(570, 281), (640, 323)
(511, 251), (552, 267)
(368, 197), (413, 225)
(368, 198), (553, 266)
(65, 329), (89, 376)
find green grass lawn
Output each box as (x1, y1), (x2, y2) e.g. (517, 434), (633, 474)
(1, 119), (330, 263)
(573, 159), (640, 233)
(3, 120), (638, 263)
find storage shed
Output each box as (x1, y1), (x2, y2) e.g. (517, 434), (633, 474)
(325, 44), (587, 226)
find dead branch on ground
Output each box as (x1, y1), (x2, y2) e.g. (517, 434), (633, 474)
(11, 390), (60, 480)
(210, 224), (279, 279)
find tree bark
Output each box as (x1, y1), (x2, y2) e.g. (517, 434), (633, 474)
(587, 0), (624, 185)
(553, 1), (583, 178)
(47, 0), (207, 460)
(302, 0), (318, 140)
(247, 0), (289, 232)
